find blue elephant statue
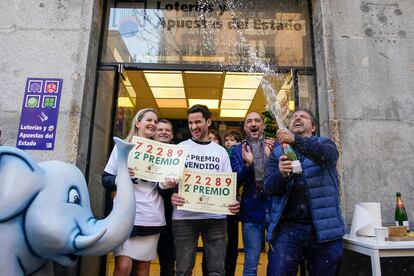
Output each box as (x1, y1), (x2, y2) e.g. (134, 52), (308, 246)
(0, 138), (136, 276)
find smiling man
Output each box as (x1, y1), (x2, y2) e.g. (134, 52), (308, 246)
(230, 111), (274, 276)
(155, 119), (174, 144)
(170, 104), (240, 276)
(154, 119), (175, 276)
(264, 108), (345, 276)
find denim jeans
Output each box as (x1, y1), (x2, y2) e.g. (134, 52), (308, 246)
(267, 221), (343, 276)
(242, 222), (266, 276)
(172, 219), (227, 276)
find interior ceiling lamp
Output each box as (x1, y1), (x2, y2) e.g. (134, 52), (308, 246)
(184, 71), (223, 75)
(188, 99), (219, 109)
(123, 73), (132, 86)
(151, 87), (185, 98)
(118, 97), (135, 107)
(281, 75), (293, 90)
(222, 88), (256, 100)
(220, 109), (248, 118)
(155, 98), (187, 108)
(224, 73), (263, 89)
(144, 71), (183, 87)
(220, 100), (251, 109)
(126, 85), (136, 98)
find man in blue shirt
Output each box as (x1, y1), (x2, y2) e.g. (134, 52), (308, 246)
(264, 108), (345, 276)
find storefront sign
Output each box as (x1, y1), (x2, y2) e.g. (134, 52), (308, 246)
(177, 169), (237, 215)
(108, 0), (310, 66)
(128, 136), (188, 182)
(16, 78), (63, 150)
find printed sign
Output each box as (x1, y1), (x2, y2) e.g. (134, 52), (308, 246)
(177, 169), (237, 215)
(16, 78), (63, 150)
(128, 136), (188, 182)
(109, 1), (309, 66)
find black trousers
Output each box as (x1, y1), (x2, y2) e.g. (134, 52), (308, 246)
(157, 195), (175, 276)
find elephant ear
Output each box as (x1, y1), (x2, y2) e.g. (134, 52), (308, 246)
(0, 146), (44, 221)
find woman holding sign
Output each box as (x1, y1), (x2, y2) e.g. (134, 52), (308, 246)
(102, 108), (168, 276)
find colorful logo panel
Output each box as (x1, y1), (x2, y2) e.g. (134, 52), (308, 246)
(17, 77), (63, 150)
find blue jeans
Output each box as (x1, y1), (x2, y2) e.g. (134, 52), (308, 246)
(242, 222), (266, 276)
(172, 219), (227, 276)
(267, 222), (343, 276)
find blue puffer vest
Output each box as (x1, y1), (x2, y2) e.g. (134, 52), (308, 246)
(264, 136), (345, 243)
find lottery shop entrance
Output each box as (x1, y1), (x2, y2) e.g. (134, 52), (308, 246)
(89, 0), (317, 274)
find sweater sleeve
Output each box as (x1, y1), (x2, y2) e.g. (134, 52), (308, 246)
(230, 145), (254, 188)
(102, 171), (117, 191)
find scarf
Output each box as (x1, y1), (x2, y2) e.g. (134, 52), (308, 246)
(245, 136), (267, 196)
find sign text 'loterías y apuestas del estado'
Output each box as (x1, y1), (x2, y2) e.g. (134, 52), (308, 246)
(16, 78), (63, 150)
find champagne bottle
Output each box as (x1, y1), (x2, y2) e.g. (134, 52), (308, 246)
(395, 192), (409, 230)
(281, 143), (302, 174)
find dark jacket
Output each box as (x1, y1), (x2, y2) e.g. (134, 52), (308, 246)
(231, 142), (272, 224)
(264, 135), (345, 242)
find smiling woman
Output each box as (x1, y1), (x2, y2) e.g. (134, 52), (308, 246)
(102, 108), (167, 276)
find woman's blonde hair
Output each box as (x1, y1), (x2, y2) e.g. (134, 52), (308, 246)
(125, 108), (157, 142)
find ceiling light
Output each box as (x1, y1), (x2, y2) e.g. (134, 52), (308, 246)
(220, 109), (248, 118)
(188, 99), (219, 109)
(184, 71), (223, 75)
(281, 76), (293, 90)
(118, 97), (134, 107)
(156, 99), (187, 108)
(151, 87), (185, 98)
(221, 100), (251, 109)
(224, 73), (263, 89)
(222, 89), (257, 100)
(123, 74), (132, 86)
(144, 72), (183, 87)
(126, 85), (136, 97)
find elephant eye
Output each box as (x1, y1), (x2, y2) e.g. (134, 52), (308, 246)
(68, 188), (81, 205)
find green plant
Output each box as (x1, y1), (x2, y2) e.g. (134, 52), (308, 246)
(262, 110), (278, 138)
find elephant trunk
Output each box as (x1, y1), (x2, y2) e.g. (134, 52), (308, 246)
(75, 137), (136, 255)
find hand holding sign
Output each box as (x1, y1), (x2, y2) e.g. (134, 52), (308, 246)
(177, 169), (237, 215)
(228, 201), (240, 214)
(159, 177), (179, 189)
(128, 136), (188, 182)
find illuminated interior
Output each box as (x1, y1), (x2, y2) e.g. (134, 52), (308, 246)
(118, 70), (294, 121)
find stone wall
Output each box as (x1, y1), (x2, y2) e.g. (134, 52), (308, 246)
(315, 0), (414, 227)
(0, 1), (104, 275)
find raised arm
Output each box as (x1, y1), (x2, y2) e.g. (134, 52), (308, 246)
(293, 135), (338, 167)
(230, 144), (253, 186)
